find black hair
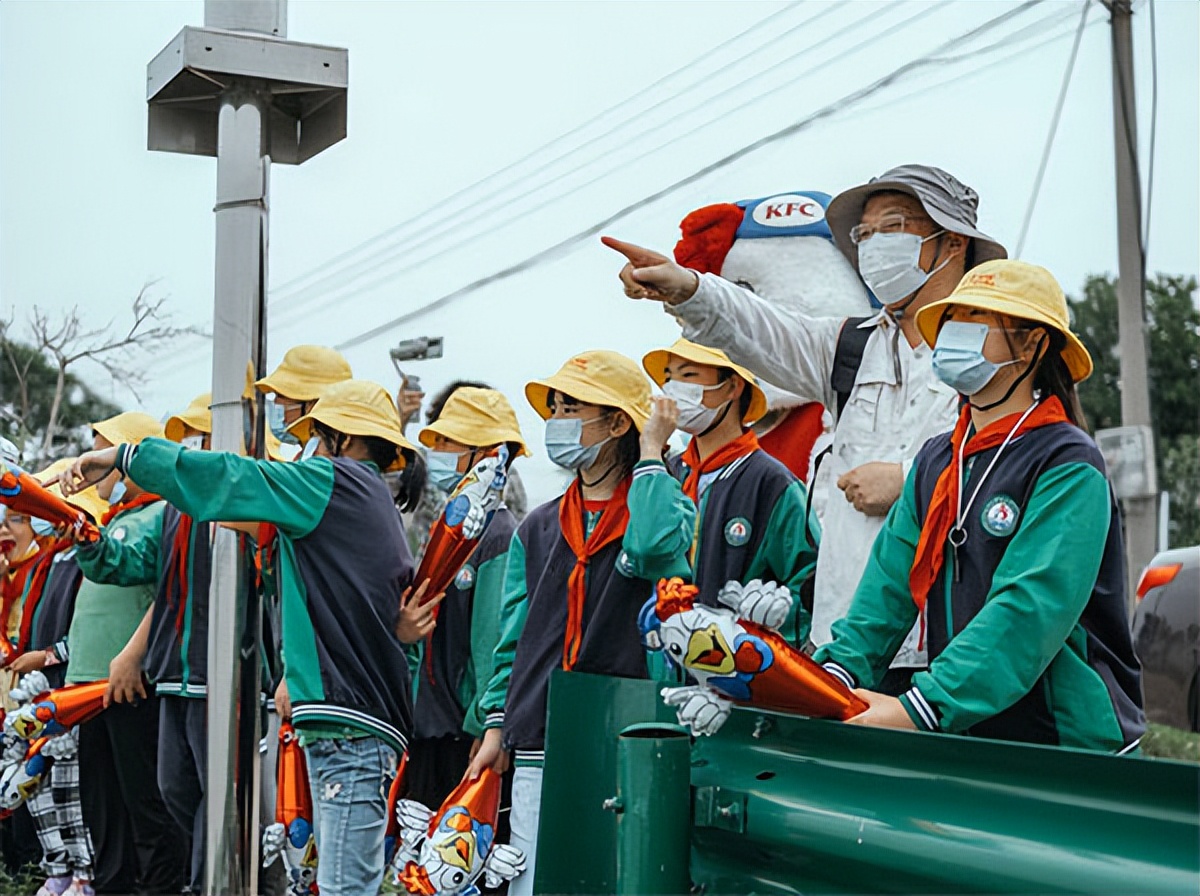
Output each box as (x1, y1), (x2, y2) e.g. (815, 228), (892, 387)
(426, 379), (491, 425)
(717, 369), (753, 421)
(393, 449), (426, 513)
(612, 425), (641, 481)
(998, 325), (1088, 429)
(314, 422), (402, 473)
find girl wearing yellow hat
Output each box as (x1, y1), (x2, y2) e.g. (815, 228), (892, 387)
(254, 344), (353, 451)
(65, 380), (432, 895)
(467, 351), (694, 896)
(634, 338), (820, 644)
(814, 260), (1144, 753)
(405, 386), (529, 810)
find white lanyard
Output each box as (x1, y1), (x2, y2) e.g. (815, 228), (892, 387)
(948, 399), (1040, 555)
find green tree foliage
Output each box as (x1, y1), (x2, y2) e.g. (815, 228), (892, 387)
(0, 335), (121, 463)
(1070, 274), (1200, 546)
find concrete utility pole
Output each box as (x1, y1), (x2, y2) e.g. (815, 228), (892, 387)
(146, 2), (347, 892)
(1106, 0), (1157, 607)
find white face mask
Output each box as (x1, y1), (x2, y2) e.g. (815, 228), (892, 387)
(181, 435), (205, 450)
(300, 436), (321, 461)
(107, 477), (128, 506)
(662, 380), (731, 435)
(857, 230), (950, 306)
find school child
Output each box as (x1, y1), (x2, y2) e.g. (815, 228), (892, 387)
(254, 344), (353, 454)
(407, 387), (528, 809)
(814, 260), (1145, 752)
(63, 412), (187, 895)
(65, 379), (431, 896)
(71, 393), (215, 894)
(632, 339), (820, 644)
(8, 464), (106, 896)
(467, 351), (694, 896)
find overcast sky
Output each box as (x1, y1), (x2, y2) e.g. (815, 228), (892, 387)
(2, 0), (1196, 503)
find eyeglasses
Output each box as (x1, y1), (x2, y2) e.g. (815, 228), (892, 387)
(848, 214), (933, 245)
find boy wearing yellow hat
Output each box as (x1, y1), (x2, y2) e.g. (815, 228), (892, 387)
(635, 338), (820, 644)
(467, 351), (694, 896)
(65, 380), (430, 896)
(72, 397), (216, 892)
(404, 387), (528, 809)
(814, 260), (1145, 753)
(255, 344), (353, 453)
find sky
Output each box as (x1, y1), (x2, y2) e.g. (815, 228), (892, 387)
(2, 0), (1197, 503)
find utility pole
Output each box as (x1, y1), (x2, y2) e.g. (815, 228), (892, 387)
(146, 2), (347, 891)
(1106, 0), (1157, 610)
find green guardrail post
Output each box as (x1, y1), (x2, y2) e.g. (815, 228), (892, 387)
(609, 722), (691, 896)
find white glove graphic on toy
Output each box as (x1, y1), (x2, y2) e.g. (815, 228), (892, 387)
(261, 822), (285, 867)
(662, 686), (733, 737)
(718, 579), (793, 630)
(483, 843), (527, 889)
(395, 798), (434, 853)
(39, 727), (78, 760)
(8, 671), (49, 706)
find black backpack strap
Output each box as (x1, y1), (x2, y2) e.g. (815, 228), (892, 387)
(831, 316), (871, 419)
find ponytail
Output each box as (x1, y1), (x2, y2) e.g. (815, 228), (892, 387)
(1033, 328), (1088, 430)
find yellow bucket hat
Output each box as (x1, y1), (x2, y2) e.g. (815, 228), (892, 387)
(93, 411), (164, 447)
(642, 338), (769, 425)
(419, 387), (530, 457)
(915, 259), (1093, 383)
(36, 458), (108, 524)
(256, 345), (353, 402)
(525, 351), (652, 432)
(165, 393), (213, 442)
(288, 379), (416, 472)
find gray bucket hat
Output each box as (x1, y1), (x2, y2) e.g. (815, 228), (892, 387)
(826, 164), (1007, 272)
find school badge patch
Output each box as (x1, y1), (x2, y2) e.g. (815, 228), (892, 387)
(111, 527), (127, 542)
(724, 517), (751, 547)
(454, 564), (476, 590)
(981, 495), (1020, 537)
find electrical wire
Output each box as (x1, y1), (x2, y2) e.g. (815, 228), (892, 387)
(1142, 0), (1158, 256)
(265, 1), (813, 302)
(1015, 0), (1092, 258)
(333, 0), (1047, 351)
(279, 0), (968, 327)
(270, 0), (894, 325)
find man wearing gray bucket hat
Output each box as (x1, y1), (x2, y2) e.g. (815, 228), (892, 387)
(604, 164), (1006, 690)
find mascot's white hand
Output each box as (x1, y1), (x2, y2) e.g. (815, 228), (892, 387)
(395, 798), (433, 851)
(461, 501), (487, 540)
(261, 822), (285, 867)
(484, 843), (527, 888)
(0, 734), (26, 765)
(662, 686), (732, 737)
(9, 671), (49, 705)
(39, 727), (78, 760)
(719, 579), (792, 630)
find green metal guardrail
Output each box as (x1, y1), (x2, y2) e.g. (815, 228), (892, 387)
(537, 671), (1200, 895)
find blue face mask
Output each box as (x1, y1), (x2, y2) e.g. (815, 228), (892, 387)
(108, 477), (128, 506)
(545, 418), (608, 471)
(427, 450), (466, 493)
(932, 321), (1018, 395)
(31, 517), (55, 538)
(300, 436), (320, 461)
(267, 398), (300, 446)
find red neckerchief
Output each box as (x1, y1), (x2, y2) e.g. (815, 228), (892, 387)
(101, 493), (162, 527)
(1, 543), (41, 663)
(681, 429), (760, 504)
(557, 476), (631, 671)
(909, 397), (1071, 618)
(169, 515), (195, 636)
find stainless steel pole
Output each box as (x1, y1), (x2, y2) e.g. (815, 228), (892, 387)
(1108, 0), (1157, 610)
(206, 86), (269, 895)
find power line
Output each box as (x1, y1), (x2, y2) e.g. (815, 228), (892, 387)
(282, 0), (958, 326)
(265, 1), (812, 302)
(271, 0), (881, 325)
(334, 0), (1047, 351)
(1016, 0), (1092, 258)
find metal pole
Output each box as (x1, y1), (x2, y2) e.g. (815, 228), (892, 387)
(1108, 0), (1157, 610)
(206, 84), (270, 895)
(613, 723), (691, 895)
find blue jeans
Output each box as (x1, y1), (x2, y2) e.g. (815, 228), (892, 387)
(304, 737), (396, 896)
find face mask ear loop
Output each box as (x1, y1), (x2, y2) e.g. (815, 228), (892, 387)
(696, 390), (735, 438)
(970, 333), (1049, 412)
